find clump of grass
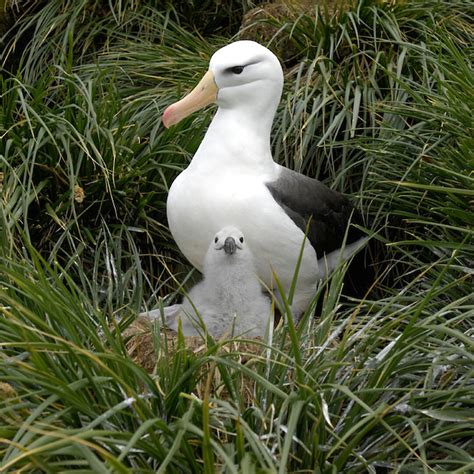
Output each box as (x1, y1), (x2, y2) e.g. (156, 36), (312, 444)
(0, 8), (219, 289)
(1, 0), (262, 81)
(0, 245), (472, 471)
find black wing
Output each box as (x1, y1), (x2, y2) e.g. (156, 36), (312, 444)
(265, 166), (364, 257)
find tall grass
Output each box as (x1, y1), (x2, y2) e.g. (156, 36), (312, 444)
(0, 0), (473, 471)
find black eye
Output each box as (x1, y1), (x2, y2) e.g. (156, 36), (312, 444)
(231, 66), (244, 75)
(239, 237), (244, 243)
(214, 237), (218, 243)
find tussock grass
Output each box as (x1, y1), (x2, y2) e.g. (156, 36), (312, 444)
(0, 0), (473, 471)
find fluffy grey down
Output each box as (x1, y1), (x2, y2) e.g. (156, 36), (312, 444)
(143, 226), (272, 339)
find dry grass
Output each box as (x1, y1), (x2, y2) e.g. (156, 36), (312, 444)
(124, 317), (264, 374)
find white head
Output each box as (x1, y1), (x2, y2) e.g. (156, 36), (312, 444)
(210, 41), (283, 113)
(162, 41), (284, 128)
(211, 226), (246, 256)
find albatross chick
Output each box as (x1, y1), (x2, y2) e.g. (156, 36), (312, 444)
(145, 226), (272, 339)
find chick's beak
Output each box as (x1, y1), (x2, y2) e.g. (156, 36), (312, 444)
(224, 237), (237, 255)
(162, 70), (218, 128)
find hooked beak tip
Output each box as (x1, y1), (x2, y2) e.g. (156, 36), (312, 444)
(161, 70), (217, 128)
(162, 105), (175, 128)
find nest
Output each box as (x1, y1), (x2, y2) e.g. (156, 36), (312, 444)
(123, 316), (265, 375)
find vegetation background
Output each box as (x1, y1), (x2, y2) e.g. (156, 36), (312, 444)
(0, 0), (472, 471)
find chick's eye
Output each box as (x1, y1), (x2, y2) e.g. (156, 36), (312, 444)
(231, 65), (244, 75)
(239, 237), (244, 243)
(214, 237), (218, 243)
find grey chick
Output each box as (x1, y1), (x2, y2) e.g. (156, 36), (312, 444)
(145, 226), (272, 339)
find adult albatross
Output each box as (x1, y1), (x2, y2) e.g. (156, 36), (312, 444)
(163, 40), (366, 316)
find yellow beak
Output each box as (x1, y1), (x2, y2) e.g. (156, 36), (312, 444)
(162, 70), (218, 128)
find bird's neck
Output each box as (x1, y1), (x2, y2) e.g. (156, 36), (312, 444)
(204, 256), (256, 295)
(192, 107), (275, 172)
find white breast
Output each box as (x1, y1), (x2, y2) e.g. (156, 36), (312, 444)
(167, 164), (319, 309)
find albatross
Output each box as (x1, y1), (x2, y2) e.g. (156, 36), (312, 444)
(163, 40), (366, 317)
